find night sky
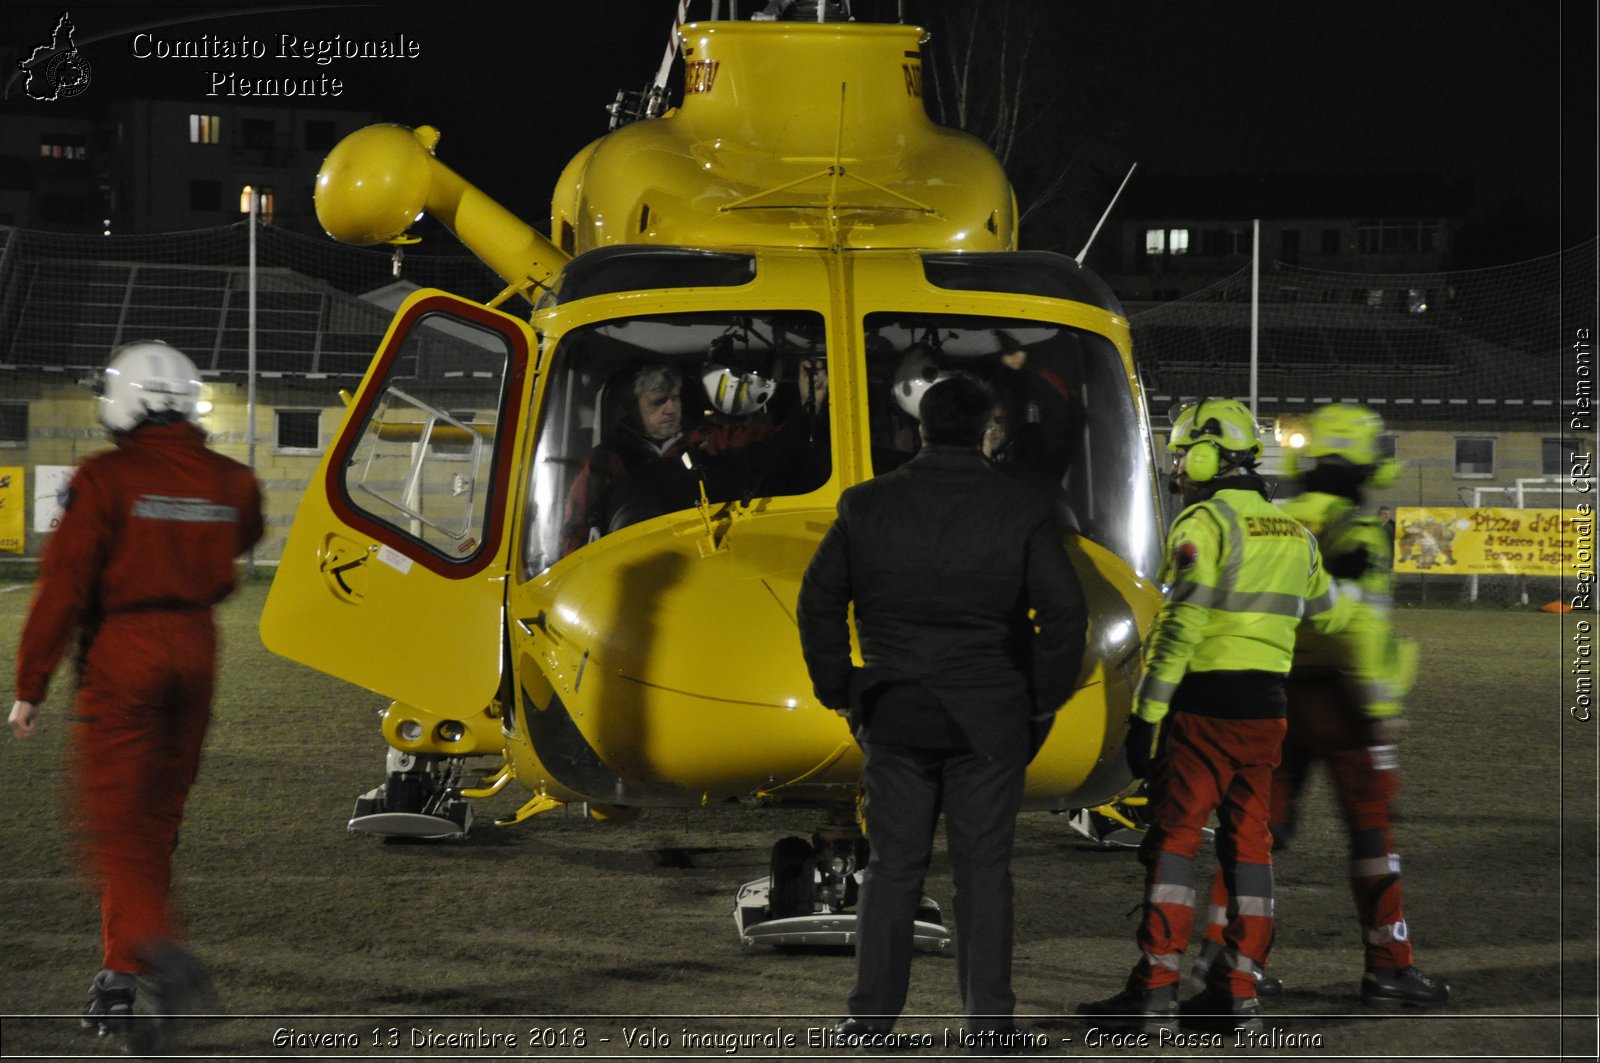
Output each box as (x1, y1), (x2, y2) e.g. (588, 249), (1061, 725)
(2, 0), (1594, 259)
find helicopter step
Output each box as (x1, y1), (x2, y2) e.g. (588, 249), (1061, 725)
(348, 749), (473, 840)
(733, 830), (951, 951)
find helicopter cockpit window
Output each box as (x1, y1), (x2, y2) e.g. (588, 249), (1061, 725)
(864, 312), (1162, 579)
(522, 310), (831, 576)
(338, 312), (512, 566)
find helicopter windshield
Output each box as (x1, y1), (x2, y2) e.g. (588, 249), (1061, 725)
(864, 312), (1162, 579)
(523, 310), (832, 576)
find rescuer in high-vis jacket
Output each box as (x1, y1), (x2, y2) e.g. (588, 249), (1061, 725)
(1077, 398), (1349, 1034)
(1192, 403), (1450, 1010)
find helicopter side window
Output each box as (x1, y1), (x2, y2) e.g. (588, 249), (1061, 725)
(521, 310), (831, 577)
(336, 310), (513, 568)
(864, 312), (1162, 580)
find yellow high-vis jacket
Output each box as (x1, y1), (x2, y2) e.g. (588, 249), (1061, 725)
(1135, 484), (1349, 724)
(1282, 490), (1418, 718)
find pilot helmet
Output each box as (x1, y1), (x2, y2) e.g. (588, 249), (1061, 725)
(701, 362), (777, 417)
(892, 346), (949, 420)
(98, 341), (203, 433)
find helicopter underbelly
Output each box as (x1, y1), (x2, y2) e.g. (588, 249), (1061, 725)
(501, 508), (1151, 811)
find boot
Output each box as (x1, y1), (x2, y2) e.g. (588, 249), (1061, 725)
(80, 970), (136, 1037)
(1179, 984), (1264, 1034)
(1360, 965), (1451, 1008)
(1075, 980), (1178, 1033)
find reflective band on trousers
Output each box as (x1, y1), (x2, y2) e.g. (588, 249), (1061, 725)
(1352, 854), (1401, 878)
(1150, 883), (1196, 908)
(1366, 920), (1410, 944)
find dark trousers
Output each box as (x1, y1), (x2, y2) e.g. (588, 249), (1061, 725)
(848, 738), (1028, 1029)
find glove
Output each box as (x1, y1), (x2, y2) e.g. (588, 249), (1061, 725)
(1124, 714), (1162, 779)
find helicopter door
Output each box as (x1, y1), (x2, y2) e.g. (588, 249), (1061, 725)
(260, 289), (536, 716)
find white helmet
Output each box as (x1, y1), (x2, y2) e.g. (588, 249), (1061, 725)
(99, 342), (202, 432)
(892, 346), (948, 420)
(701, 362), (776, 417)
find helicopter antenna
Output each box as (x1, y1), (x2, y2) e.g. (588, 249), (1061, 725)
(1074, 161), (1138, 266)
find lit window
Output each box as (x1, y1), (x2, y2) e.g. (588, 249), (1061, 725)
(241, 186), (277, 225)
(189, 114), (222, 144)
(1168, 229), (1190, 255)
(1144, 229), (1166, 255)
(39, 136), (86, 159)
(1454, 437), (1495, 478)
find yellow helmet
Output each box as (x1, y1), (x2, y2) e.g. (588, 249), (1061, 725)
(1168, 398), (1261, 483)
(1291, 402), (1399, 487)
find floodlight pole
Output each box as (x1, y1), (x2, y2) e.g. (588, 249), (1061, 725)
(247, 191), (258, 473)
(1249, 218), (1260, 420)
(246, 190), (258, 577)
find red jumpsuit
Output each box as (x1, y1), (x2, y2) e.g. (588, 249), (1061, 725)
(15, 422), (263, 974)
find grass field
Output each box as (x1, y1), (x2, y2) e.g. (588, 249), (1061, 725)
(0, 580), (1595, 1061)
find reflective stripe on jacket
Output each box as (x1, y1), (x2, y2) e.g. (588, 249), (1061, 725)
(1136, 485), (1347, 723)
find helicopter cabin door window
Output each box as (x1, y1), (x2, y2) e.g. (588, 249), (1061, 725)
(330, 300), (528, 575)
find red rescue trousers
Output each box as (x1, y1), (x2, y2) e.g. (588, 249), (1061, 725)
(1202, 673), (1412, 971)
(70, 611), (216, 974)
(1135, 713), (1285, 1000)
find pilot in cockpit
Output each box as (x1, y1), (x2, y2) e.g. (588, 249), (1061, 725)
(559, 361), (690, 557)
(559, 349), (831, 556)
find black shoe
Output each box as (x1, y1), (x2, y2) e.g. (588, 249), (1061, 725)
(1360, 965), (1451, 1009)
(80, 971), (136, 1037)
(1075, 982), (1178, 1033)
(1179, 985), (1264, 1034)
(129, 942), (220, 1054)
(1191, 941), (1284, 998)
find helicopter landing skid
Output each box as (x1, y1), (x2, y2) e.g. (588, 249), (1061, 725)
(347, 802), (471, 840)
(733, 876), (951, 951)
(347, 750), (473, 840)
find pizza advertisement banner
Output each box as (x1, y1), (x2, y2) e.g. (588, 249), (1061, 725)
(1393, 506), (1590, 576)
(0, 467), (23, 554)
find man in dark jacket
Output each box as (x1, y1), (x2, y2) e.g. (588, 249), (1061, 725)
(797, 374), (1088, 1045)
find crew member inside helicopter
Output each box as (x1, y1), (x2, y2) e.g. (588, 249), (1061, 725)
(559, 350), (829, 556)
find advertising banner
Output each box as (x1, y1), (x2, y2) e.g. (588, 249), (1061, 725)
(33, 465), (75, 533)
(0, 467), (23, 553)
(1393, 506), (1589, 576)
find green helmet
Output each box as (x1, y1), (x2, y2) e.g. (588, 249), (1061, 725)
(1167, 398), (1261, 484)
(1304, 403), (1383, 465)
(1290, 402), (1399, 487)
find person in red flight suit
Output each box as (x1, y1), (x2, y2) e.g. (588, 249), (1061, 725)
(9, 341), (263, 1054)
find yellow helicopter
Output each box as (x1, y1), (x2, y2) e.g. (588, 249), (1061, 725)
(259, 12), (1164, 947)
